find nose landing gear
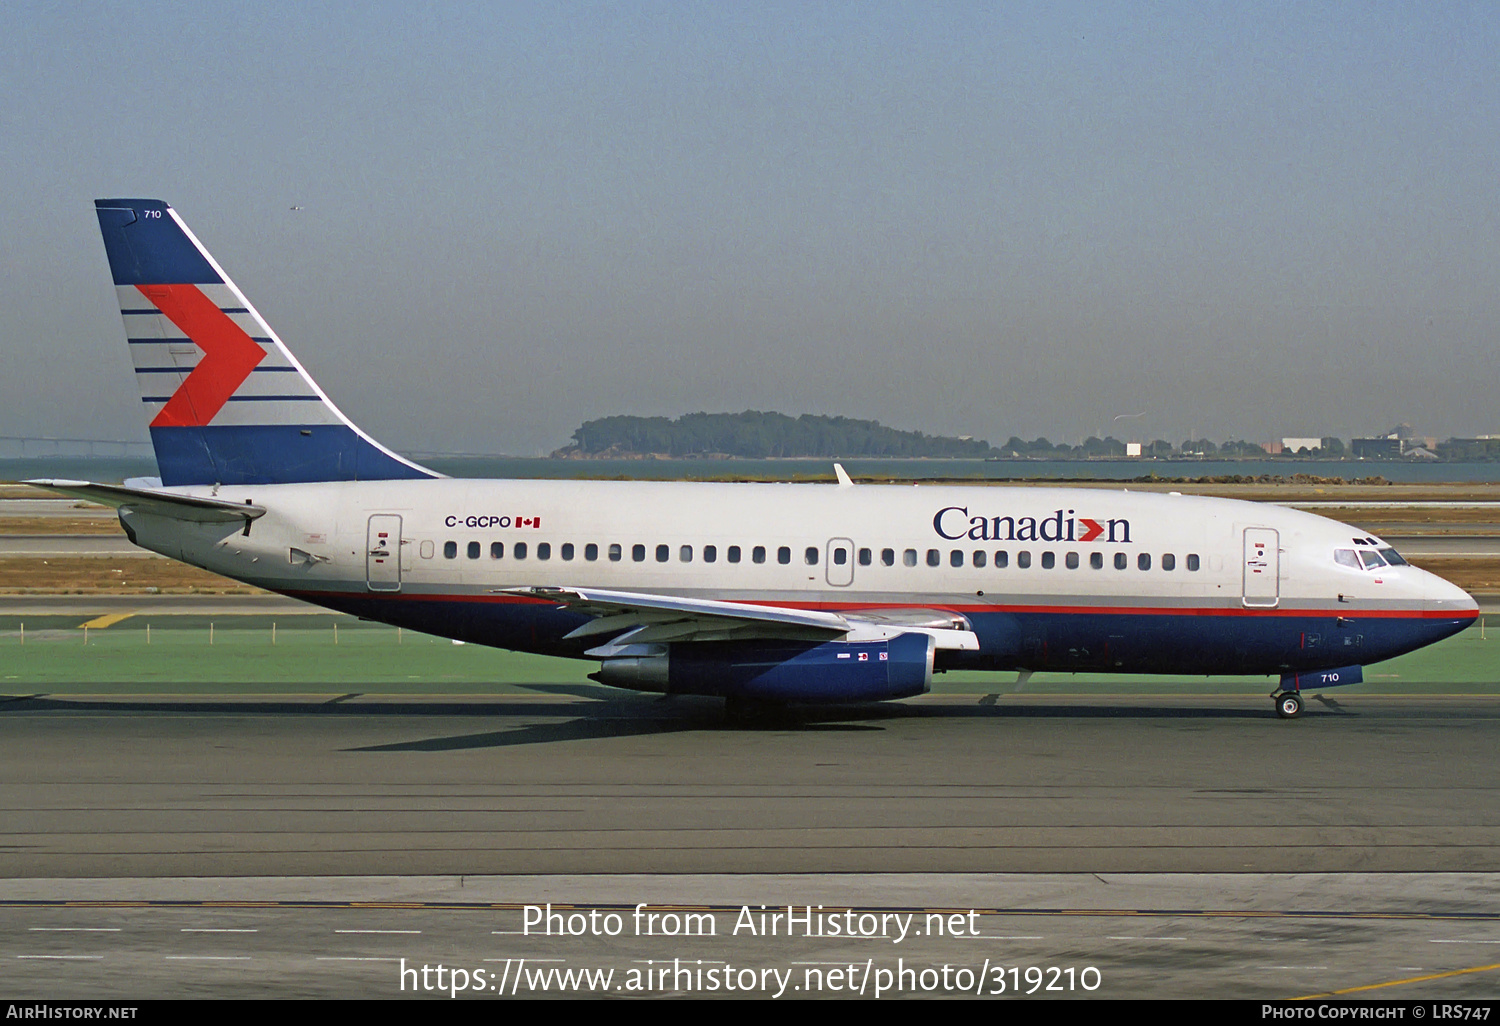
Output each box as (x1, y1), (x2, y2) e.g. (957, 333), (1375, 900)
(1274, 666), (1361, 720)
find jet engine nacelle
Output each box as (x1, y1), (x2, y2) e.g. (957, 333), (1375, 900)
(591, 632), (936, 703)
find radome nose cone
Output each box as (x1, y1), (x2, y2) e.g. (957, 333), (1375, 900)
(1423, 568), (1479, 615)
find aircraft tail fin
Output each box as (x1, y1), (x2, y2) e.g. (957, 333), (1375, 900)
(93, 198), (439, 486)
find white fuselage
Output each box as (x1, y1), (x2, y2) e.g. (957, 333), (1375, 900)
(117, 478), (1477, 677)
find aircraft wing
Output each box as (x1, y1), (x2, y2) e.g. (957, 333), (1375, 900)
(25, 479), (266, 524)
(499, 586), (979, 653)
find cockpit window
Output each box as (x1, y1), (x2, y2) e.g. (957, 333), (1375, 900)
(1334, 549), (1361, 570)
(1359, 549), (1387, 570)
(1379, 547), (1408, 566)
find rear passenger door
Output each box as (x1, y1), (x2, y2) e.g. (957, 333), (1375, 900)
(366, 514), (403, 592)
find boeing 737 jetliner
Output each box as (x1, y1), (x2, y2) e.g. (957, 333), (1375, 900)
(33, 199), (1478, 719)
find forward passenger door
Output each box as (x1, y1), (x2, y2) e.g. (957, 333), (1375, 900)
(1242, 527), (1279, 608)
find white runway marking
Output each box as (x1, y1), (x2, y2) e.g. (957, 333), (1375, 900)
(17, 954), (103, 959)
(1430, 938), (1500, 943)
(334, 928), (421, 934)
(181, 928), (258, 933)
(28, 927), (120, 932)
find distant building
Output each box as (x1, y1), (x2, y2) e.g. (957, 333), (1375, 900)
(1125, 442), (1142, 457)
(1352, 436), (1403, 458)
(1438, 438), (1500, 460)
(1281, 437), (1322, 454)
(1260, 441), (1284, 455)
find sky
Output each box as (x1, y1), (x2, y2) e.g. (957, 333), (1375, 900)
(3, 1), (1498, 455)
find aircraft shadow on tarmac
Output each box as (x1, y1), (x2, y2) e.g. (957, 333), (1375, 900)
(0, 689), (1314, 752)
(355, 695), (1311, 750)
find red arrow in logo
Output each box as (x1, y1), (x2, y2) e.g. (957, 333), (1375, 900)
(138, 284), (265, 428)
(1077, 518), (1104, 542)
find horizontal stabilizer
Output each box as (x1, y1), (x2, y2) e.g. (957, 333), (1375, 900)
(26, 479), (266, 524)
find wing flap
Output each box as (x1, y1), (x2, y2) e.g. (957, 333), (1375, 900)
(500, 586), (979, 650)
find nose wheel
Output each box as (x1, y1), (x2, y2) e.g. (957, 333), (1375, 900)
(1274, 691), (1303, 719)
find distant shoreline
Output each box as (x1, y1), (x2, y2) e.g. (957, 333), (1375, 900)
(545, 452), (1395, 463)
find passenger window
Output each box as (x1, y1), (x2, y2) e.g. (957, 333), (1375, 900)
(777, 546), (791, 565)
(950, 550), (963, 567)
(1041, 551), (1055, 569)
(585, 543), (598, 561)
(1187, 554), (1200, 571)
(1090, 552), (1102, 569)
(858, 548), (871, 566)
(994, 550), (1008, 568)
(1065, 551), (1079, 569)
(753, 546), (766, 564)
(561, 543), (574, 561)
(490, 542), (504, 559)
(728, 545), (742, 563)
(704, 545), (717, 563)
(926, 549), (940, 567)
(1162, 553), (1175, 571)
(903, 549), (917, 567)
(1115, 552), (1127, 570)
(632, 544), (645, 562)
(805, 547), (819, 565)
(656, 544), (669, 563)
(537, 542), (551, 560)
(833, 548), (848, 566)
(443, 541), (457, 559)
(514, 542), (528, 559)
(420, 540), (434, 559)
(882, 548), (895, 566)
(973, 550), (986, 568)
(609, 543), (622, 562)
(467, 541), (480, 560)
(1138, 553), (1151, 571)
(680, 545), (693, 562)
(1017, 551), (1031, 569)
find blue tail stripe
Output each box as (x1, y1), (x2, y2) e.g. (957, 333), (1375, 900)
(150, 425), (435, 486)
(141, 395), (323, 403)
(134, 366), (301, 373)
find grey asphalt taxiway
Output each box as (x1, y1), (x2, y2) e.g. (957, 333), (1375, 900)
(5, 691), (1500, 878)
(4, 693), (1500, 998)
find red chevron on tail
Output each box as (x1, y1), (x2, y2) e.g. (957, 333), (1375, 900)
(139, 283), (266, 428)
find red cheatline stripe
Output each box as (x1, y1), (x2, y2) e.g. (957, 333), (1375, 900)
(138, 284), (265, 427)
(284, 589), (1470, 620)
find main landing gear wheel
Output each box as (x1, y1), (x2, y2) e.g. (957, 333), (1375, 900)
(1275, 692), (1303, 719)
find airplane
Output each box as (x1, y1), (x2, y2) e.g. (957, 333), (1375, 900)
(30, 198), (1479, 720)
